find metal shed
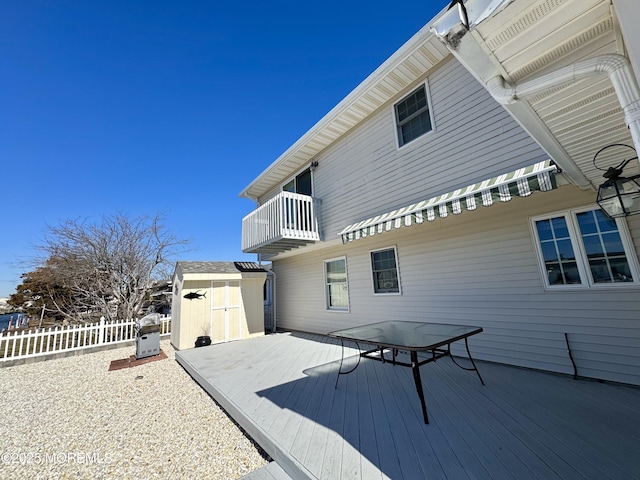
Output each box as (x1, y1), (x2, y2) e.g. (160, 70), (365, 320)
(171, 261), (267, 350)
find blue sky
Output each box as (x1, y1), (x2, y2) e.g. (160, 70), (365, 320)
(0, 1), (445, 297)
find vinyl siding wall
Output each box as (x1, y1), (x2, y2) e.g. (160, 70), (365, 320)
(272, 186), (640, 386)
(259, 57), (549, 240)
(255, 56), (640, 385)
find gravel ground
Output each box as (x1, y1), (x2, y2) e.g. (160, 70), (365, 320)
(0, 340), (270, 479)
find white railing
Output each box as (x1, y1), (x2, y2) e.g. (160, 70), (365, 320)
(0, 316), (171, 362)
(242, 191), (321, 253)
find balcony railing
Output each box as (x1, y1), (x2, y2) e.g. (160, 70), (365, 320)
(242, 191), (321, 255)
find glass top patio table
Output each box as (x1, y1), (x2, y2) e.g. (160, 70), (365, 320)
(328, 320), (483, 351)
(328, 321), (485, 424)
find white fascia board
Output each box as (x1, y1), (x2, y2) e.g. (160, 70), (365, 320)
(239, 6), (453, 201)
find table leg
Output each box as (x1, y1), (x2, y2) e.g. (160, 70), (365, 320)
(464, 337), (485, 385)
(447, 339), (485, 386)
(410, 351), (429, 424)
(335, 339), (361, 389)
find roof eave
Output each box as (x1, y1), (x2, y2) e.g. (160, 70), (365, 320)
(239, 6), (453, 201)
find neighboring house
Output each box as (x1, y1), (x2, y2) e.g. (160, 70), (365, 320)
(240, 0), (640, 386)
(0, 298), (10, 313)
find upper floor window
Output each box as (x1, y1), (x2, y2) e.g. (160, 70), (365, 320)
(395, 84), (432, 147)
(531, 207), (640, 289)
(371, 247), (401, 294)
(283, 168), (312, 196)
(324, 257), (349, 311)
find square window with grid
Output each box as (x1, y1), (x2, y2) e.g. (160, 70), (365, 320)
(371, 247), (401, 294)
(395, 84), (432, 147)
(531, 208), (639, 288)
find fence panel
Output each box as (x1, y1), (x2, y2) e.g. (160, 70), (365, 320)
(0, 316), (171, 362)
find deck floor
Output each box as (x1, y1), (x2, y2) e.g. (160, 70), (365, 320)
(175, 331), (640, 480)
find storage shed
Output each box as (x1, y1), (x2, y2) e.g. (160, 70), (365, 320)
(171, 261), (267, 350)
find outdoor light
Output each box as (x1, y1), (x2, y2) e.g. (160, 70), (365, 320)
(594, 144), (640, 218)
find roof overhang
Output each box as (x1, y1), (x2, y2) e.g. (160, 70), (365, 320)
(431, 0), (640, 191)
(239, 6), (455, 201)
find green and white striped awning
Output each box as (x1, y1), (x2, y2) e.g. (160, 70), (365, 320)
(340, 160), (559, 243)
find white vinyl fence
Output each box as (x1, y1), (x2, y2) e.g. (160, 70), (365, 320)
(0, 316), (171, 362)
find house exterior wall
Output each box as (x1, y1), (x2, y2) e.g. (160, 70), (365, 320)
(272, 185), (640, 386)
(259, 57), (549, 241)
(247, 48), (640, 386)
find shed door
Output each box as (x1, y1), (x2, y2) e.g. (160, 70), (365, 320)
(210, 281), (241, 342)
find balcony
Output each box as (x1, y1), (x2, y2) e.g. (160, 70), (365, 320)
(242, 191), (321, 255)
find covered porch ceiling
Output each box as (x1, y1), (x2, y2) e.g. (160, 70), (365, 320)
(432, 0), (640, 192)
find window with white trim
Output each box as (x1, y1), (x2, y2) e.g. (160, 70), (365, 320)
(395, 84), (433, 147)
(324, 257), (349, 311)
(370, 247), (401, 294)
(531, 207), (640, 289)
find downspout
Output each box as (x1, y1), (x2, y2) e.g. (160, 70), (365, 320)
(487, 54), (640, 159)
(269, 268), (276, 333)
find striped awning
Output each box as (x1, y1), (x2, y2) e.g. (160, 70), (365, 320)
(339, 160), (559, 243)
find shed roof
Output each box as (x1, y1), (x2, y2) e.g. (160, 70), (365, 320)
(175, 261), (267, 275)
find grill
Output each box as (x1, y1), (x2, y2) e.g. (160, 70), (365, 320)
(135, 313), (161, 359)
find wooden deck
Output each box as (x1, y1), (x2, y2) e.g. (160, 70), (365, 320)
(175, 331), (640, 480)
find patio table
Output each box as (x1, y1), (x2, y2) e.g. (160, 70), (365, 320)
(328, 321), (484, 424)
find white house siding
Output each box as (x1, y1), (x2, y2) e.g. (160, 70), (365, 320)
(272, 185), (640, 386)
(259, 57), (549, 240)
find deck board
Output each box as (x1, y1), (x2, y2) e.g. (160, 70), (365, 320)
(175, 331), (640, 480)
(354, 354), (384, 480)
(481, 364), (639, 480)
(464, 365), (594, 480)
(366, 357), (405, 480)
(240, 462), (293, 480)
(376, 358), (433, 479)
(438, 362), (566, 480)
(279, 336), (335, 453)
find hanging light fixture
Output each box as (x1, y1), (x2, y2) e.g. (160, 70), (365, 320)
(594, 144), (640, 218)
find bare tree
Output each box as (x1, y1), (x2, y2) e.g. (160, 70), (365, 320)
(37, 213), (189, 322)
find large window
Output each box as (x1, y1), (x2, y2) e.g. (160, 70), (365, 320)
(395, 84), (433, 147)
(371, 247), (401, 294)
(531, 207), (640, 289)
(324, 257), (349, 311)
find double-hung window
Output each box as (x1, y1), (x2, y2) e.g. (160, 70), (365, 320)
(395, 84), (433, 147)
(324, 257), (349, 311)
(531, 207), (640, 289)
(371, 247), (401, 294)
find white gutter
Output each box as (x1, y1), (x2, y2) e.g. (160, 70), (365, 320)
(486, 54), (640, 159)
